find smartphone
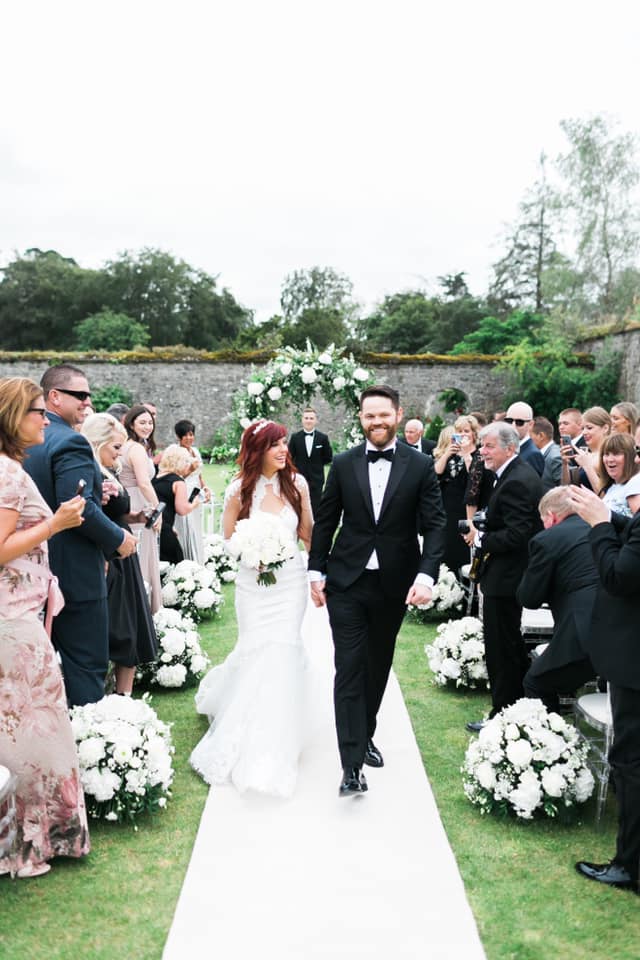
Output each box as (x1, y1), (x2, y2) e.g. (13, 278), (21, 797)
(560, 435), (571, 446)
(75, 479), (86, 495)
(188, 487), (201, 503)
(144, 502), (166, 528)
(452, 433), (463, 444)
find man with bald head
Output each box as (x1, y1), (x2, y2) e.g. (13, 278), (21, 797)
(399, 418), (435, 456)
(504, 401), (544, 476)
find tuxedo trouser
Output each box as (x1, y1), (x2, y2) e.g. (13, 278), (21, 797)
(327, 571), (407, 768)
(51, 598), (109, 707)
(482, 595), (528, 716)
(609, 684), (640, 884)
(524, 657), (596, 713)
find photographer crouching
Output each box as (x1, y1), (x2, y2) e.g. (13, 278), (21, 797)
(465, 423), (543, 733)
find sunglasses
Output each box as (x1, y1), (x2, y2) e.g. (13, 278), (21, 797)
(28, 407), (48, 418)
(503, 417), (530, 427)
(56, 388), (92, 401)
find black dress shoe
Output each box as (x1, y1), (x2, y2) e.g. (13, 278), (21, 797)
(339, 767), (368, 797)
(575, 860), (637, 891)
(363, 739), (384, 768)
(465, 720), (486, 733)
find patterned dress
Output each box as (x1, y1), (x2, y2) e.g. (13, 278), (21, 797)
(0, 455), (90, 874)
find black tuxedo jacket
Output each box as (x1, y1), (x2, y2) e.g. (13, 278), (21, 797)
(587, 511), (640, 689)
(398, 435), (436, 456)
(24, 412), (124, 604)
(289, 429), (333, 491)
(516, 514), (599, 671)
(308, 441), (446, 599)
(479, 457), (543, 597)
(519, 436), (545, 476)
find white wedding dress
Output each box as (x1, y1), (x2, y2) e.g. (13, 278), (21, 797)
(190, 474), (310, 798)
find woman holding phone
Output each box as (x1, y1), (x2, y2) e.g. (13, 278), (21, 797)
(561, 407), (611, 490)
(173, 419), (210, 564)
(433, 415), (481, 573)
(152, 445), (201, 563)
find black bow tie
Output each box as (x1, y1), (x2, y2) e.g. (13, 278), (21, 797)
(304, 431), (314, 436)
(367, 449), (394, 463)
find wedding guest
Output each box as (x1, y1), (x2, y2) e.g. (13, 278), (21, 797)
(106, 402), (129, 424)
(469, 411), (488, 428)
(503, 401), (544, 476)
(0, 376), (90, 878)
(531, 417), (562, 492)
(433, 417), (481, 572)
(82, 413), (158, 696)
(152, 445), (201, 564)
(173, 419), (211, 564)
(120, 405), (162, 612)
(561, 407), (611, 490)
(398, 418), (436, 455)
(557, 408), (584, 448)
(610, 402), (638, 435)
(288, 408), (333, 516)
(596, 434), (640, 518)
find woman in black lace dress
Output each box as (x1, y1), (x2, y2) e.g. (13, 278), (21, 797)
(433, 415), (485, 574)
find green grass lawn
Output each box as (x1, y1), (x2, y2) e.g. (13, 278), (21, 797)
(1, 464), (636, 960)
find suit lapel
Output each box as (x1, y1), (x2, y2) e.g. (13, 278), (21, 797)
(353, 444), (375, 521)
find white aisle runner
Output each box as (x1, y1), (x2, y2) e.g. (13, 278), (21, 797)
(164, 604), (486, 960)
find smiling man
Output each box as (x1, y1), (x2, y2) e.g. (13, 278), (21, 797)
(308, 385), (445, 796)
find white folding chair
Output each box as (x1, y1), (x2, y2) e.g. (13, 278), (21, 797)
(0, 765), (17, 863)
(574, 689), (613, 826)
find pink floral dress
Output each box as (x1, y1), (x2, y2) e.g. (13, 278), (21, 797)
(0, 455), (90, 874)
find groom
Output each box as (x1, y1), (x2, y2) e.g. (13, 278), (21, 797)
(308, 385), (445, 796)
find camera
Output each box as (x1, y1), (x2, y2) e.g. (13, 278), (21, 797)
(457, 509), (488, 535)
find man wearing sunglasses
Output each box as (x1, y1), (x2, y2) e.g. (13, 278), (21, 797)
(503, 401), (544, 477)
(24, 363), (138, 707)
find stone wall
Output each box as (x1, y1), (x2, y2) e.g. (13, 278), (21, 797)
(578, 328), (640, 406)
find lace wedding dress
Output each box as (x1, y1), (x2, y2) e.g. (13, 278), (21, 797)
(190, 474), (310, 798)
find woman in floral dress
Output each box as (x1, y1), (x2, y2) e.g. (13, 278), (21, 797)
(0, 377), (90, 878)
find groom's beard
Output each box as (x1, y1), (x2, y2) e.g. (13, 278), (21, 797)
(363, 424), (397, 449)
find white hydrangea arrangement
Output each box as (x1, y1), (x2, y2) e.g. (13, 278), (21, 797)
(424, 616), (488, 689)
(462, 698), (594, 820)
(70, 694), (174, 823)
(226, 512), (297, 586)
(407, 564), (466, 622)
(160, 559), (223, 621)
(136, 607), (210, 689)
(203, 532), (239, 583)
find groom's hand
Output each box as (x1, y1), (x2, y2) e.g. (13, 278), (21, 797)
(406, 584), (432, 606)
(310, 580), (327, 608)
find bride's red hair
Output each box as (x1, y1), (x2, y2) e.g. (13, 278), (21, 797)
(236, 420), (302, 521)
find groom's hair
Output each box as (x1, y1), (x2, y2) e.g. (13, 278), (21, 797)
(359, 384), (400, 410)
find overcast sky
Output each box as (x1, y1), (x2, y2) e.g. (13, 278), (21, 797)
(2, 0), (639, 322)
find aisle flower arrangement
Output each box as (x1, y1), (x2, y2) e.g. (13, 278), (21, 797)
(136, 608), (210, 689)
(462, 698), (594, 820)
(70, 694), (174, 823)
(424, 616), (488, 689)
(203, 532), (239, 583)
(407, 564), (465, 622)
(226, 513), (297, 586)
(160, 559), (223, 621)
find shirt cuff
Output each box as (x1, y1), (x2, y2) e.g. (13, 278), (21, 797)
(308, 570), (326, 582)
(414, 573), (434, 589)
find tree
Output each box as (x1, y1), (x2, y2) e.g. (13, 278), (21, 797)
(279, 267), (357, 347)
(73, 309), (151, 350)
(450, 311), (543, 355)
(181, 273), (253, 349)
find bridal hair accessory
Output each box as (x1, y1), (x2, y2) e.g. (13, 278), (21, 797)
(252, 419), (273, 436)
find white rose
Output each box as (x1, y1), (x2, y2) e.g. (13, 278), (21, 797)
(240, 417), (251, 429)
(476, 760), (497, 792)
(161, 628), (186, 657)
(112, 743), (133, 765)
(190, 654), (208, 675)
(573, 766), (595, 803)
(509, 768), (542, 818)
(441, 657), (461, 680)
(504, 724), (520, 741)
(301, 366), (317, 384)
(247, 381), (265, 396)
(267, 386), (282, 401)
(222, 570), (237, 582)
(180, 577), (196, 594)
(506, 738), (534, 769)
(317, 352), (332, 365)
(194, 587), (217, 609)
(280, 362), (293, 376)
(332, 376), (346, 390)
(541, 765), (567, 798)
(157, 664), (187, 687)
(78, 737), (106, 766)
(161, 582), (178, 606)
(353, 367), (369, 382)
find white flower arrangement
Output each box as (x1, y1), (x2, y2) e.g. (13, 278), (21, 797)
(70, 694), (174, 823)
(462, 698), (595, 820)
(203, 532), (239, 583)
(136, 608), (210, 689)
(424, 616), (488, 689)
(226, 513), (297, 586)
(407, 563), (466, 622)
(160, 559), (223, 621)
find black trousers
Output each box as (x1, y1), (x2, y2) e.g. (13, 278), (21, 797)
(327, 571), (407, 768)
(524, 657), (596, 712)
(51, 597), (109, 707)
(609, 684), (640, 882)
(482, 595), (528, 716)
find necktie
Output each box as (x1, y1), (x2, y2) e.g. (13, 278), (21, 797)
(367, 449), (394, 463)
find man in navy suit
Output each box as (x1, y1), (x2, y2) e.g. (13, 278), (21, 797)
(308, 385), (445, 796)
(24, 364), (138, 706)
(531, 416), (562, 492)
(504, 401), (545, 476)
(288, 408), (333, 516)
(398, 418), (436, 456)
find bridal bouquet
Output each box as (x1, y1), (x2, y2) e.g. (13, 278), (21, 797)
(462, 698), (594, 820)
(226, 513), (297, 586)
(70, 694), (174, 823)
(407, 564), (465, 622)
(136, 608), (210, 689)
(424, 616), (488, 689)
(203, 533), (239, 583)
(161, 559), (223, 622)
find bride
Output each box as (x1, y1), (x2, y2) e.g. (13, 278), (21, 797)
(190, 419), (313, 798)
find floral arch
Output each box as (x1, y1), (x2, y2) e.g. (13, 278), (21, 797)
(232, 343), (375, 448)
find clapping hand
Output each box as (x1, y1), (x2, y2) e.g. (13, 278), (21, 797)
(566, 485), (610, 527)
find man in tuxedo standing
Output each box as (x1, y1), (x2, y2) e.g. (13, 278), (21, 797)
(531, 416), (562, 492)
(398, 418), (436, 455)
(504, 401), (544, 476)
(24, 364), (138, 706)
(308, 385), (445, 796)
(288, 408), (333, 516)
(466, 422), (543, 732)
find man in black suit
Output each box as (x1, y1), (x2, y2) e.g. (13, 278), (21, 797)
(288, 408), (333, 516)
(531, 416), (562, 492)
(466, 422), (543, 731)
(24, 364), (138, 706)
(504, 401), (545, 476)
(568, 484), (640, 893)
(517, 486), (597, 712)
(308, 385), (446, 796)
(398, 418), (436, 456)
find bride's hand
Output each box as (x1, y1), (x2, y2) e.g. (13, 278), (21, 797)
(310, 580), (327, 608)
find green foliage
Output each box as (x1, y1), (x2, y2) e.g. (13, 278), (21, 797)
(277, 266), (357, 348)
(73, 309), (151, 350)
(438, 388), (468, 414)
(91, 384), (134, 412)
(425, 414), (446, 440)
(450, 311), (543, 355)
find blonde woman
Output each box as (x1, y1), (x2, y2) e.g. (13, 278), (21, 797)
(561, 406), (611, 490)
(433, 417), (481, 572)
(610, 402), (638, 436)
(151, 444), (201, 563)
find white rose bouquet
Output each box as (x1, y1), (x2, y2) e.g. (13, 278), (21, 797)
(203, 533), (239, 583)
(424, 616), (488, 689)
(161, 559), (223, 621)
(407, 563), (465, 622)
(226, 513), (297, 586)
(462, 698), (594, 820)
(70, 694), (174, 823)
(137, 608), (210, 689)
